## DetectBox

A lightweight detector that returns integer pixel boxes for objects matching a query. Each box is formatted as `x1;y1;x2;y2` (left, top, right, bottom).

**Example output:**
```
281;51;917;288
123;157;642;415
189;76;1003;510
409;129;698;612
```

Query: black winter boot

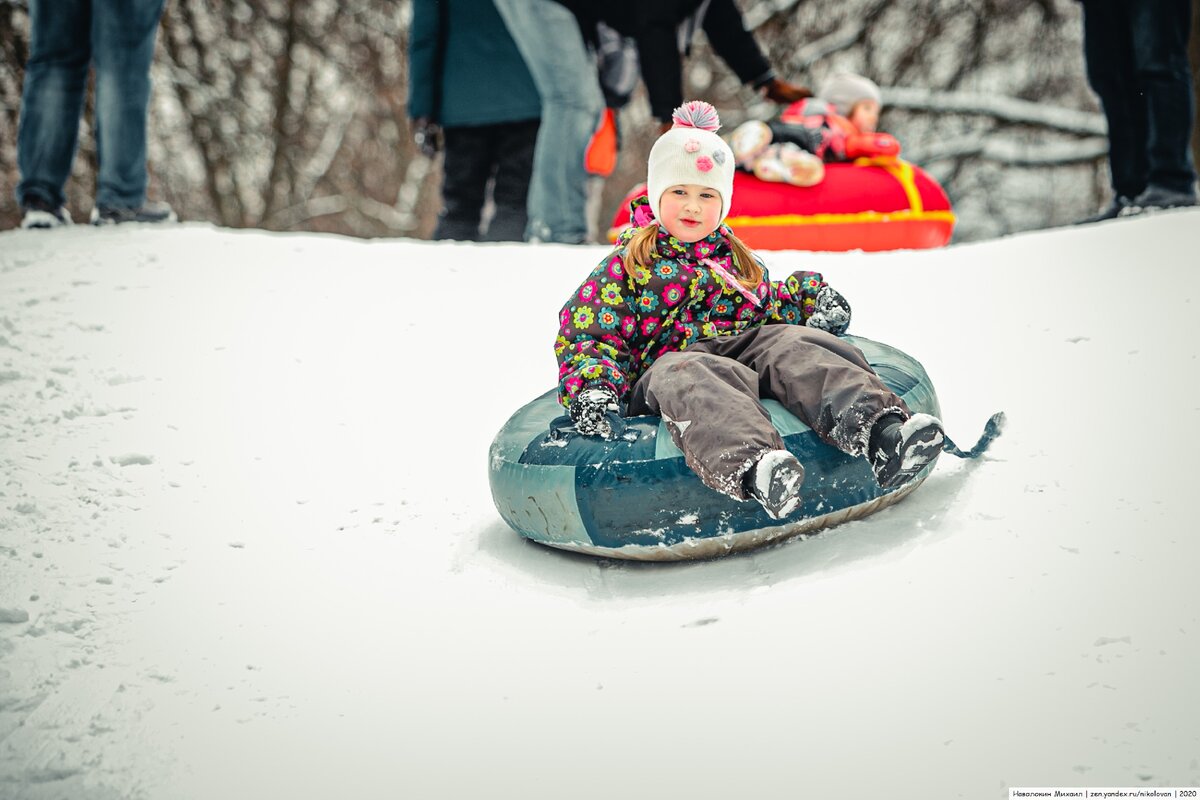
1121;184;1198;216
19;195;73;229
747;449;805;520
90;200;177;225
1075;195;1133;224
869;413;945;488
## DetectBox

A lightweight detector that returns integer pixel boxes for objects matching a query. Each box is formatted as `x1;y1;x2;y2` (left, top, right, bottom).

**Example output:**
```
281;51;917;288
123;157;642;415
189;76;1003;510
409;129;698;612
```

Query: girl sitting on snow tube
555;100;944;522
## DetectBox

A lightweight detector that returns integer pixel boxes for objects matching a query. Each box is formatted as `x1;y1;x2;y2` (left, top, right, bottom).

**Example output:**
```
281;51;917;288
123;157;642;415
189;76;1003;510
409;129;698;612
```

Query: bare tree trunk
261;0;300;224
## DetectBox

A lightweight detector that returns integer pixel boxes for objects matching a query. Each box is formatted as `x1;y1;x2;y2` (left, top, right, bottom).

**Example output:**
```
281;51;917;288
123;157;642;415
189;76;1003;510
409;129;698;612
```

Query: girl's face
848;99;881;133
658;184;723;243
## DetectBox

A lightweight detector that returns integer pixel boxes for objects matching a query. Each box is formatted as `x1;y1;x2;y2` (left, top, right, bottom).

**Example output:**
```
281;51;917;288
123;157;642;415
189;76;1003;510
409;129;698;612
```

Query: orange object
608;159;955;252
845;132;901;159
585;107;619;177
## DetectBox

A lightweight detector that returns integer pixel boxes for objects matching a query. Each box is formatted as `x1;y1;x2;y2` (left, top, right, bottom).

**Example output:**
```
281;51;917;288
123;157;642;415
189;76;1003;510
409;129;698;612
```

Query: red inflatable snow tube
609;158;955;252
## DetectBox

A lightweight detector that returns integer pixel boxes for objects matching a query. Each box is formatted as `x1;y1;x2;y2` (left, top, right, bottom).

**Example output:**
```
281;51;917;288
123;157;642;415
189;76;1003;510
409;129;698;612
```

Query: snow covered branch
907;135;1107;168
884;86;1106;137
742;0;804;30
786;21;870;70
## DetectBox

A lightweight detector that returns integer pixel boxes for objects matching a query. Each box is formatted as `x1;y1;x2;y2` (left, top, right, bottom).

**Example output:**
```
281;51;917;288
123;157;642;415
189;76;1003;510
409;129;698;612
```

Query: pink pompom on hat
646;100;737;224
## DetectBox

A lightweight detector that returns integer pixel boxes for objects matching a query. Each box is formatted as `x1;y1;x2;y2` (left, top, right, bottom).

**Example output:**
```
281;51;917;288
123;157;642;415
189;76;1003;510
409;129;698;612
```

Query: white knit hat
647;101;736;223
817;72;883;117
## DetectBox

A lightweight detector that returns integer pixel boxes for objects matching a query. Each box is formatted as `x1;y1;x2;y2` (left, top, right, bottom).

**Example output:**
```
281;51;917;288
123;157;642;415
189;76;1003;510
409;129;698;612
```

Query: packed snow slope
1;211;1198;800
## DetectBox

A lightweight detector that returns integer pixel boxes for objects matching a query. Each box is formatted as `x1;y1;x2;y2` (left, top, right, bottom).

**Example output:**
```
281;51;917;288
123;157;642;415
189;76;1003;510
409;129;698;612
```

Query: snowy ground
1;212;1198;799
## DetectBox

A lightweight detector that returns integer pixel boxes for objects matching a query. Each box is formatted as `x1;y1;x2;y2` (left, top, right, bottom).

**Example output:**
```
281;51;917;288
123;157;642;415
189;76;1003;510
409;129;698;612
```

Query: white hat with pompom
647;100;736;223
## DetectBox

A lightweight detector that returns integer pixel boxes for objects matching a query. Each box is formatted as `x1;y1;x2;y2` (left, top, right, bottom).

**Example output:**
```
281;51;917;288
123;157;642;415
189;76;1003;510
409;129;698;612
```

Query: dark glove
569;387;625;440
762;77;813;105
412;117;443;158
770;121;825;155
806;285;852;335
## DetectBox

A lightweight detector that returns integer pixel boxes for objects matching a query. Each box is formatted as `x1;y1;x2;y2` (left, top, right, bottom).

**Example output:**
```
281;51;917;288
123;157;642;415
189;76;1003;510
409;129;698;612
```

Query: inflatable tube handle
942;412;1006;460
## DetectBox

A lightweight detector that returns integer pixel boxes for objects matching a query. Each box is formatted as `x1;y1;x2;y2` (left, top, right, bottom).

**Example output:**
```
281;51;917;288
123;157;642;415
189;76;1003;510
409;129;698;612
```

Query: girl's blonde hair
625;224;763;289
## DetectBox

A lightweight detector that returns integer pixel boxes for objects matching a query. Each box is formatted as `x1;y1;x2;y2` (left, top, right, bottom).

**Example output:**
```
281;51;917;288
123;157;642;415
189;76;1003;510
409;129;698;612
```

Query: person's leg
717;325;943;488
90;0;166;209
1128;0;1197;197
704;325;909;457
700;0;773;88
493;0;603;243
15;0;92;210
434;126;491;241
483;118;539;242
1081;0;1147;201
627;348;784;500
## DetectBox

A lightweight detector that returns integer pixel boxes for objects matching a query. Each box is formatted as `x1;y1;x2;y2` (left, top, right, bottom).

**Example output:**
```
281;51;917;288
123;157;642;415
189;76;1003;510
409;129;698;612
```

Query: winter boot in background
1120;184;1198;216
729;120;773;167
775;143;825;186
91;200;178;225
19;195;73;229
869;413;945;489
747;449;805;520
1076;195;1132;224
750;143;825;187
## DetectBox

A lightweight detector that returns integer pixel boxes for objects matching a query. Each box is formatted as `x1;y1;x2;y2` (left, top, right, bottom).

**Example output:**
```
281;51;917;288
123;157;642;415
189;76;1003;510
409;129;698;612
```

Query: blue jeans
16;0;166;210
493;0;603;243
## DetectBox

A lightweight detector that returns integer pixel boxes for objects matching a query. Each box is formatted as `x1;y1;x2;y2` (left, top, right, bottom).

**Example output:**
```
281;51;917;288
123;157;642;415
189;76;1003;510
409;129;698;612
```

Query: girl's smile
658;184;723;243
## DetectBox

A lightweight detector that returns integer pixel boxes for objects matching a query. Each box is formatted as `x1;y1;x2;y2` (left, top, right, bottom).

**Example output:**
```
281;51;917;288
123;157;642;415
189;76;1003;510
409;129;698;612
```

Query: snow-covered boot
747;449;805;520
729;120;773;167
777;143;825;187
19;196;73;229
869;413;944;488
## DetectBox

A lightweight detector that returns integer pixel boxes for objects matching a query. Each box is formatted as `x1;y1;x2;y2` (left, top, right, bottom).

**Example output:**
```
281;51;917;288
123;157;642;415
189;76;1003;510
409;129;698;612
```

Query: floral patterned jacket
555;197;838;409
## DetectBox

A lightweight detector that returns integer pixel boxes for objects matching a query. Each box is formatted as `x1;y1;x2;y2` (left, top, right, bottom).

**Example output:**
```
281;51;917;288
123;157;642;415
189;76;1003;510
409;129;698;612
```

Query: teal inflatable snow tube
488;335;941;561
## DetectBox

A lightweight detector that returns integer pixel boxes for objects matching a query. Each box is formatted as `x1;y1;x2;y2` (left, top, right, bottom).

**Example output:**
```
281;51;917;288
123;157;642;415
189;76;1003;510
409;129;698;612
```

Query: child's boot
747;449;805;520
752;154;791;183
777;143;825;187
869;413;945;488
730;120;773;166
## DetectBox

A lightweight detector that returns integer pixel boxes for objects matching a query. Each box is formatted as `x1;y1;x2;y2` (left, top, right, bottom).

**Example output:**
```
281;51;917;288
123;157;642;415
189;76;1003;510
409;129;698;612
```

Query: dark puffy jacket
408;0;541;126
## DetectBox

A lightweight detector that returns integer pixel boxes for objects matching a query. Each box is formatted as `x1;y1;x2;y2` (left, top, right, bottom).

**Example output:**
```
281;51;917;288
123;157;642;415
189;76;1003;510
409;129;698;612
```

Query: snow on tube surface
608;159;955;252
489;335;941;561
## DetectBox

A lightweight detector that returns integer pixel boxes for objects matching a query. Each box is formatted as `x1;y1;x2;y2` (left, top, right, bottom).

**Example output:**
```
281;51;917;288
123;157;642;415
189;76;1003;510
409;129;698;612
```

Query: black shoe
870;413;944;489
1075;195;1132;225
19;196;73;229
1120;184;1198;217
90;200;178;225
747;449;805;520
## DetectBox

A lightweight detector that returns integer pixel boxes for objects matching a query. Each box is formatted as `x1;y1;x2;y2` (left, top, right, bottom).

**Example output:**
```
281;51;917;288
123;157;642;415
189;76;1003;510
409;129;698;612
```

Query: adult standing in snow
14;0;176;229
409;0;541;242
492;0;605;244
1077;0;1198;222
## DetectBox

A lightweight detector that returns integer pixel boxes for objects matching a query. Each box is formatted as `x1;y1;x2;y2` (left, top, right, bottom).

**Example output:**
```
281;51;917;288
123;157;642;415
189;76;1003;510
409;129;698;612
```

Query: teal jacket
408;0;542;127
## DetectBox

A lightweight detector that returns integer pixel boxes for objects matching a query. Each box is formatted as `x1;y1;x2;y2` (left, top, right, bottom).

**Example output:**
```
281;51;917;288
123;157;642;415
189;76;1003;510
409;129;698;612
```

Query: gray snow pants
626;325;908;500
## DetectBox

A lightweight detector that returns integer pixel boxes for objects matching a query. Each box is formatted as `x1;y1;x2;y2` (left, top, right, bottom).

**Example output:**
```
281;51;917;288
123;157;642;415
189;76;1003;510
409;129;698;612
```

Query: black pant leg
1129;0;1197;192
1082;0;1148;199
699;0;772;86
435;125;492;241
483;118;539;242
